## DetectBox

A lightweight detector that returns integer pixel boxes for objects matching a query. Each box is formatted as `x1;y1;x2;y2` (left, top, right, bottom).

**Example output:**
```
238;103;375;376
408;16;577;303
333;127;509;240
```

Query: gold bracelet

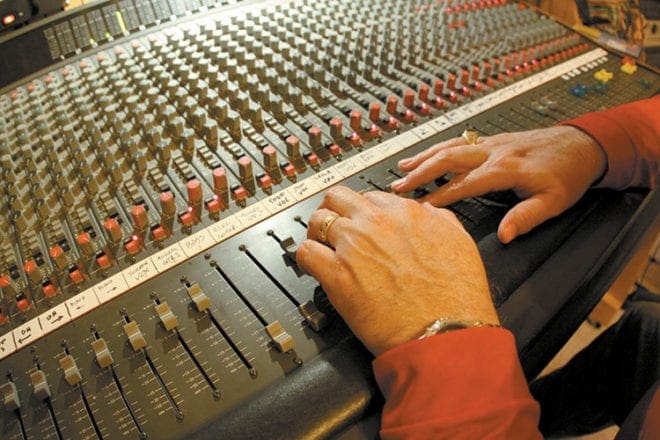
418;318;502;339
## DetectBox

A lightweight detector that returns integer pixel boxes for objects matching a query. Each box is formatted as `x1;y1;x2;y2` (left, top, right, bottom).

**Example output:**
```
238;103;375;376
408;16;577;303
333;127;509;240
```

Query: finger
497;195;564;244
419;167;513;207
307;208;350;246
391;146;488;193
296;239;341;286
319;186;373;218
361;190;406;210
397;137;468;171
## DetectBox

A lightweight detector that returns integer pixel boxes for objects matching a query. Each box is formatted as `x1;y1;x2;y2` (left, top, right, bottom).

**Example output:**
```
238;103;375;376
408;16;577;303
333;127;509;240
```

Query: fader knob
0;382;20;411
103;218;123;243
186;179;203;219
369;102;381;122
155;302;179;331
123;321;147;351
386;96;398;114
49;245;68;271
30;370;51;401
0;275;18;296
23;260;43;284
131;205;150;230
329;118;343;140
349;110;362;132
76;232;95;257
59;355;82;386
186;283;210;312
91;338;114;368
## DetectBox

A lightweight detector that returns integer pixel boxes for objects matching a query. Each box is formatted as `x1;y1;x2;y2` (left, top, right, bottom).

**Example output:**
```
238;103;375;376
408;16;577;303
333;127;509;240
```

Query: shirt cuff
373;327;540;438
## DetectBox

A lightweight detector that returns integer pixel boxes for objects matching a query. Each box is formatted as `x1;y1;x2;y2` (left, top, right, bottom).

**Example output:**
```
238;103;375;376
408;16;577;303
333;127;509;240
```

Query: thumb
498;195;563;244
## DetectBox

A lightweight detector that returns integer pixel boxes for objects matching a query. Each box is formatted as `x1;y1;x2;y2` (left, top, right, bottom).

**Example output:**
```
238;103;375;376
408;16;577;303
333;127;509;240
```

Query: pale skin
296;126;607;356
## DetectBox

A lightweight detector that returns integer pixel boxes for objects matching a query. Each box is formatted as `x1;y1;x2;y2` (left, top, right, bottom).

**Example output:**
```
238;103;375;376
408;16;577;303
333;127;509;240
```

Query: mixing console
0;0;658;438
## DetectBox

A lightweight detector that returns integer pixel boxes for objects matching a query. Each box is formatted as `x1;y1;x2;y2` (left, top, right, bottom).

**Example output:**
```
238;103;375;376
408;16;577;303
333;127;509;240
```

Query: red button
327;144;341;156
16;298;31;313
49;245;64;259
349;132;362;146
258;175;273;189
69;269;85;284
0;313;9;325
77;232;91;246
0;274;11;288
96;254;113;269
282;163;296;177
232;186;248;201
24;260;37;274
403;109;416;122
205;197;224;213
180;211;197;227
306;153;320;167
386;116;399;129
152;225;169;240
417;103;431;115
43;283;57;297
124;237;142;255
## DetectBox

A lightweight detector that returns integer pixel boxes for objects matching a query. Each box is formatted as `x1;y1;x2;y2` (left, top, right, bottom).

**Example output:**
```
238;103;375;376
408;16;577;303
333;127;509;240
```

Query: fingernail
398;158;413;167
391;178;405;189
500;223;517;244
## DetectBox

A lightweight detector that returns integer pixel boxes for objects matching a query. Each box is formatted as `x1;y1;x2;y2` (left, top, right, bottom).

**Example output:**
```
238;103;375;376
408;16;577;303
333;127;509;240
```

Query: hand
296;186;498;356
390;126;607;243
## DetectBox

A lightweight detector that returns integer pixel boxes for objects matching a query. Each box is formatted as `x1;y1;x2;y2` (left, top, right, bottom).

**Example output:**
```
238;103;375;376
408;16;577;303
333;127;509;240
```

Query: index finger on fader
318;186;374;219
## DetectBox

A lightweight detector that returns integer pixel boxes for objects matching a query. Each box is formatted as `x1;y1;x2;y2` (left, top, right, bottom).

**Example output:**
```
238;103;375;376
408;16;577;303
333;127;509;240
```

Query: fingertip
498;221;517;244
390;178;406;191
295;239;337;282
397;157;413;169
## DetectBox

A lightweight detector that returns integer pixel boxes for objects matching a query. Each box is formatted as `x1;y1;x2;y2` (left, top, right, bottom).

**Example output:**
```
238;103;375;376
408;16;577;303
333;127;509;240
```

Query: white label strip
0;48;607;359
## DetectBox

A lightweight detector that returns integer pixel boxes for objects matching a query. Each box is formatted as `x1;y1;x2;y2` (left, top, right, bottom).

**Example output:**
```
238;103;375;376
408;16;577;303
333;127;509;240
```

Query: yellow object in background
621;63;638;74
594;69;614;83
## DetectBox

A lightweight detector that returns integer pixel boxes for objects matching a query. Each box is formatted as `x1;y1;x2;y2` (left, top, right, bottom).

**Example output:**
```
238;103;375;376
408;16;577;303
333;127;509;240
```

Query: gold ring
319;215;339;244
461;129;479;145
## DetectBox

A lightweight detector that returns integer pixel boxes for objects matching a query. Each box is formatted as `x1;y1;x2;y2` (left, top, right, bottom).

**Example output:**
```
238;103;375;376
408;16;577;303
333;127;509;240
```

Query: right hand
390;126;607;243
296;187;498;356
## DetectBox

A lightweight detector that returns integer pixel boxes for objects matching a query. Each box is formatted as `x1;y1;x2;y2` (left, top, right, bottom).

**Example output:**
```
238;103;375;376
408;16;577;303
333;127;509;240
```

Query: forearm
560;95;660;190
374;328;542;439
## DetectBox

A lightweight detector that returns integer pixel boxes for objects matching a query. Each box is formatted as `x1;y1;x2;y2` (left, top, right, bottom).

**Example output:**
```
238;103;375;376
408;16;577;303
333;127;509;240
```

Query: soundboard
0;0;658;438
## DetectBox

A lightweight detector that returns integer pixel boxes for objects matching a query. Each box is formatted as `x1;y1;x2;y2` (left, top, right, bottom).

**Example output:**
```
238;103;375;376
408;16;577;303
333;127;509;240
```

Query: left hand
296;186;499;356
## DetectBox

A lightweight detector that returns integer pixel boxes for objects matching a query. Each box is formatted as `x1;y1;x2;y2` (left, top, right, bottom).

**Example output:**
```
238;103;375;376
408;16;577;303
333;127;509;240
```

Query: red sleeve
373;327;541;439
560;95;660;190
